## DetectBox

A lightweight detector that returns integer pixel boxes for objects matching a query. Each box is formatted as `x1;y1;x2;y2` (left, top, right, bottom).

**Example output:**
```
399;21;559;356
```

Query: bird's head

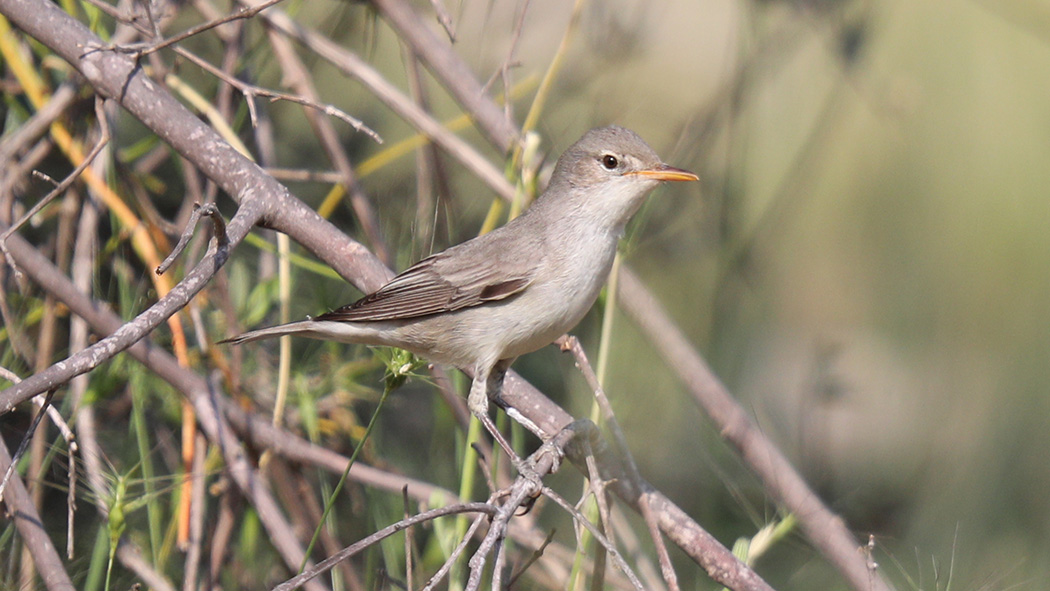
543;125;698;231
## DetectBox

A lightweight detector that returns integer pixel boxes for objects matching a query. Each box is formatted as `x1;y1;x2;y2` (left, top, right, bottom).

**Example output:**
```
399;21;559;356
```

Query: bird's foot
468;403;548;493
526;437;565;476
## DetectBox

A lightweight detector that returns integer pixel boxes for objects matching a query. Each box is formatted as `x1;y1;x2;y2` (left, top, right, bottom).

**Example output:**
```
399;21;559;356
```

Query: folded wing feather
317;252;534;323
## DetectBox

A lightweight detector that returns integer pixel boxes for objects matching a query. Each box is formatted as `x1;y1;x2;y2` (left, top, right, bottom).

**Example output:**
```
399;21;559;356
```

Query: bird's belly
492;242;615;359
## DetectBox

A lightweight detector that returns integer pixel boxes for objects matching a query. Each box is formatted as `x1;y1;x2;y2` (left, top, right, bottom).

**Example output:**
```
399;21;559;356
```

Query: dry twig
0;97;110;278
273;502;498;591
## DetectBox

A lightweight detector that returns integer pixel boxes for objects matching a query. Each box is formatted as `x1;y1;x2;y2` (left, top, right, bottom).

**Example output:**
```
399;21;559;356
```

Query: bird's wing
316;244;536;323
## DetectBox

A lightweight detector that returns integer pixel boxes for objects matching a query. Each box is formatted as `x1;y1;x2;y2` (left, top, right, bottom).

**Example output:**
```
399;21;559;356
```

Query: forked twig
136;0;287;58
156;203;228;275
462;423;591;591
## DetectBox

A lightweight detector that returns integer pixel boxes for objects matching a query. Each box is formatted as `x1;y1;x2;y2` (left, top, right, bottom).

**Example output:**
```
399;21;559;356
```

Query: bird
221;125;697;453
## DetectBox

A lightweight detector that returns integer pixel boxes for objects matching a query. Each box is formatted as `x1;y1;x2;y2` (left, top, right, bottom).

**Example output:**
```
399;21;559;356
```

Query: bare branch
617;269;890;591
182;432;208;591
402;487;414;591
558;335;678;591
136;0;288;57
156;202;228;275
0;438;76;591
0;83;78;167
263;26;390;264
366;0;517;152
541;485;645;591
0;199;242;413
421;512;489;591
242;1;516;202
272;502;498;591
0;389;54;503
427;0;456;41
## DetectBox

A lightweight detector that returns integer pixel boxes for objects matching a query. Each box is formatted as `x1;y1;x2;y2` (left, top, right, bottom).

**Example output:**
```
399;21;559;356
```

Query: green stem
299;372;398;572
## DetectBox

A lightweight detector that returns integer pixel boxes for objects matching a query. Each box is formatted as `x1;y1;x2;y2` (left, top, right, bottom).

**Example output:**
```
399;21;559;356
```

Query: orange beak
627;164;699;182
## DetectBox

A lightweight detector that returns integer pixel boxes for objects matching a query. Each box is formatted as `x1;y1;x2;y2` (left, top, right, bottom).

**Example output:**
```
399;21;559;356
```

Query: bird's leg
468;356;550;491
467;361;517;462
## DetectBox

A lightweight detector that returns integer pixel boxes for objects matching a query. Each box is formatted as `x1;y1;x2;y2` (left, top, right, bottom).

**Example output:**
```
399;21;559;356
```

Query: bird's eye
601;154;619;170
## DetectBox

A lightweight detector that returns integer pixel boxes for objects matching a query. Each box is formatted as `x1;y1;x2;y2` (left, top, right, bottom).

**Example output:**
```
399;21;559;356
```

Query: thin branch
494;371;777;591
0;83;78;167
481;0;529;125
617;269;888;591
402;487;414;591
272;502;498;591
508;529;556;588
558;335;678;591
172;45;382;143
263;25;390;263
426;0;456;41
0;389;54;503
280;461;363;591
182;432;208;591
66;437;75;559
639;496;678;591
156;202;228;275
0;200;243;413
366;0;517;152
400;44;444;258
542;486;645;591
0;97;110;278
463;425;575;591
242;0;516;202
135;0;288;58
583;443;614;591
0;139;52;236
420;512;489;591
0;438;77;591
114;542;177;591
0;368;77;457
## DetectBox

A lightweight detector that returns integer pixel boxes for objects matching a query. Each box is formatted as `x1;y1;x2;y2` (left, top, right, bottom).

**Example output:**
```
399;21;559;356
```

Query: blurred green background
536;0;1050;588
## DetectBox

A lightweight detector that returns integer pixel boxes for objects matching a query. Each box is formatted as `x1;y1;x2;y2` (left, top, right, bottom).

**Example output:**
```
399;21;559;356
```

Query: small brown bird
223;126;697;445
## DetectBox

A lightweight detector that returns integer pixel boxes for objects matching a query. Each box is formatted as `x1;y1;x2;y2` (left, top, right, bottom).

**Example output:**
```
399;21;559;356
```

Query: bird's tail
217;320;317;345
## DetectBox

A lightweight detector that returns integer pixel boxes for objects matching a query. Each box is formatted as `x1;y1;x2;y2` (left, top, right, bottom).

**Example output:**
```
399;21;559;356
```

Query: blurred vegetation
2;0;1050;589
